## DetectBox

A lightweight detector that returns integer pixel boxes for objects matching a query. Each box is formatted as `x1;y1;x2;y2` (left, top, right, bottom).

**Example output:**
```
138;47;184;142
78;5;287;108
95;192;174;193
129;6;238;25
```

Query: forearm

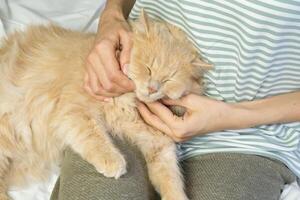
96;0;135;38
227;91;300;129
102;0;136;20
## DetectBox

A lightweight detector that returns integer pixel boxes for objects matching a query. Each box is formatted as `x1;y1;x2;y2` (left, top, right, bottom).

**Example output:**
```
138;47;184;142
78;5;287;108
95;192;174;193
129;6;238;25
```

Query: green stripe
130;0;300;178
183;0;300;23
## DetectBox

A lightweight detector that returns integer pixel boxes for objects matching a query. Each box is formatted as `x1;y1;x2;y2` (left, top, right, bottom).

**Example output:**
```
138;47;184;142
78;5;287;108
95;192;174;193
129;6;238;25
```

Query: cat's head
128;10;212;102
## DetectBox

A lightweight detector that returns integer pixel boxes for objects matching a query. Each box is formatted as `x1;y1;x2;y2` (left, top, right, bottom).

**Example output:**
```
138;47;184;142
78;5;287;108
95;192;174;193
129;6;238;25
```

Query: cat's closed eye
162;79;170;83
146;66;151;75
145;58;156;75
161;69;177;84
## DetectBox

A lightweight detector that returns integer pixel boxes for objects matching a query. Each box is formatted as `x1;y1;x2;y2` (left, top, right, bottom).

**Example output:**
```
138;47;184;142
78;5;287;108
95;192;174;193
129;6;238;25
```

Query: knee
182;154;290;200
57;142;155;200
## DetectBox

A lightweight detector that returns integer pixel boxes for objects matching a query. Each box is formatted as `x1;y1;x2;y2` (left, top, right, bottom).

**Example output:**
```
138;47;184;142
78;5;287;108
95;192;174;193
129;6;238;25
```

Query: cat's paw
92;150;127;179
162;197;189;200
162;193;189;200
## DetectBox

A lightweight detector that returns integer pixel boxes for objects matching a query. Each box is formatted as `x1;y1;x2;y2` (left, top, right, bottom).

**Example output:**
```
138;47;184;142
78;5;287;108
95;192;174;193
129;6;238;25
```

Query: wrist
102;0;135;21
229;100;272;129
97;4;127;39
99;6;126;26
200;100;238;133
215;102;243;131
206;101;254;132
227;103;256;129
101;6;126;22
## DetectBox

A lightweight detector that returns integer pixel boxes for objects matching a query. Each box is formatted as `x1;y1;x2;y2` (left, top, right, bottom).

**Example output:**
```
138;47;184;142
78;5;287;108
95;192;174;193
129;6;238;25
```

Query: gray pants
51;139;295;200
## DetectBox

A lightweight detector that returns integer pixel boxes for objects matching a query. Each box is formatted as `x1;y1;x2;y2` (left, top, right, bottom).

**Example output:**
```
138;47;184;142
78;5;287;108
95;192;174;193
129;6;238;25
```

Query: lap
182;153;296;200
51;138;157;200
51;139;296;200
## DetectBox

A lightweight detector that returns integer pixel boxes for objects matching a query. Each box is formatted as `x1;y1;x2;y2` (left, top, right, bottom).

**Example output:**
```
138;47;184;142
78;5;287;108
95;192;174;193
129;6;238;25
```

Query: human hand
137;94;234;142
84;10;135;101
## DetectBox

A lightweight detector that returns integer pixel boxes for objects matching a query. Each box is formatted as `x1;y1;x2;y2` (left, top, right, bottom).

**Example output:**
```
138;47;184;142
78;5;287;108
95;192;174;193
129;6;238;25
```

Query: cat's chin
137;96;158;103
136;93;163;103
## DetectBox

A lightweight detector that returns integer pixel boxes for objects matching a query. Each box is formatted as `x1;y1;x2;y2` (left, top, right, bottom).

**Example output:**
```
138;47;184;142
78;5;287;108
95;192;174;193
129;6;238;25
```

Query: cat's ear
191;56;213;78
192;57;213;70
164;24;186;41
136;9;150;36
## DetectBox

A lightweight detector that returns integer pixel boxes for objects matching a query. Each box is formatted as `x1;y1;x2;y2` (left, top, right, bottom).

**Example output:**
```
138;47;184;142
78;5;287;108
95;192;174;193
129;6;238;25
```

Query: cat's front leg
122;121;189;200
53;112;126;179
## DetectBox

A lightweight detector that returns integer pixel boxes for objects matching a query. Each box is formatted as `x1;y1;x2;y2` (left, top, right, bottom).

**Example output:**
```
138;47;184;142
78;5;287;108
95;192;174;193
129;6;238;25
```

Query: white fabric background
0;1;105;200
0;0;299;200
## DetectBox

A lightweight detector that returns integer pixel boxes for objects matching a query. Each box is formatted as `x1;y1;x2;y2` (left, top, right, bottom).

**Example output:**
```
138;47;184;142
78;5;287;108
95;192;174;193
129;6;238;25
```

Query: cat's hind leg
0;115;12;200
0;156;10;200
53;110;126;179
122;122;188;200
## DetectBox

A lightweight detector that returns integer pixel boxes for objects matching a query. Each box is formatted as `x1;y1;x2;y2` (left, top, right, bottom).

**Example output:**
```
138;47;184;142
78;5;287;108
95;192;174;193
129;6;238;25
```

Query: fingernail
103;98;113;103
122;64;129;75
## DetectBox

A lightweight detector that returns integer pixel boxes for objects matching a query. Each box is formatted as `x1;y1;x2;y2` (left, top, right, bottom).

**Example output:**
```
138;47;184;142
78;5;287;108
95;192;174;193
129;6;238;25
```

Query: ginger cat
0;10;210;200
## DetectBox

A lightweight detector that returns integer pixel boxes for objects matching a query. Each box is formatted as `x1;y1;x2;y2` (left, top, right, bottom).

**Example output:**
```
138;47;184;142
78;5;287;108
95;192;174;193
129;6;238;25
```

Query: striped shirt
129;0;300;178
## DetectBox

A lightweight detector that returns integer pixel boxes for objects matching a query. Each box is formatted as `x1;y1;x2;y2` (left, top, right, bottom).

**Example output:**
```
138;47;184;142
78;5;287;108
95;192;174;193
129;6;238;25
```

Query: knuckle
95;45;104;53
84;85;94;96
173;128;186;139
93;86;101;94
174;132;183;140
95;39;111;52
83;84;90;92
174;138;184;143
121;30;133;39
127;34;134;43
95;87;108;96
102;83;114;92
126;31;133;38
87;53;96;63
107;73;118;82
173;135;185;142
83;80;89;88
182;96;192;105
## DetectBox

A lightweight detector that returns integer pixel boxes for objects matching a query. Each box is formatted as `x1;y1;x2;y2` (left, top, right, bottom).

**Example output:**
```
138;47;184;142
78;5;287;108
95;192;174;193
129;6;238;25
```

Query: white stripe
131;0;300;178
183;0;300;26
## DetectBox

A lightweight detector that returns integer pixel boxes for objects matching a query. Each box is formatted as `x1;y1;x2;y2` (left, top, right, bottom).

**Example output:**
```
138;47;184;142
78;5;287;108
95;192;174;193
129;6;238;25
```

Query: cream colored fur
0;10;210;200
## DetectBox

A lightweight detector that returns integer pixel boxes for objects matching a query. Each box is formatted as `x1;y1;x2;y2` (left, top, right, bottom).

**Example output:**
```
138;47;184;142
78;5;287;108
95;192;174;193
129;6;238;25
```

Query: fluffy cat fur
0;10;211;200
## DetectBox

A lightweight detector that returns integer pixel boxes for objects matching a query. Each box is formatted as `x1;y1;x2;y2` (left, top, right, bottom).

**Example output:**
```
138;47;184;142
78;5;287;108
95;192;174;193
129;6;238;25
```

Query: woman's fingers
86;65;101;94
96;39;134;91
87;50;126;95
137;102;191;142
162;94;199;109
143;101;190;137
84;16;135;100
119;29;133;68
84;69;119;99
137;102;173;134
83;75;106;101
144;101;179;126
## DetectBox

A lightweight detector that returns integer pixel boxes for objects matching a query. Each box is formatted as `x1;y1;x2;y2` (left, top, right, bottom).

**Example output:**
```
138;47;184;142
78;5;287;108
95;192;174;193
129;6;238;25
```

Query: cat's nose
148;86;158;94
